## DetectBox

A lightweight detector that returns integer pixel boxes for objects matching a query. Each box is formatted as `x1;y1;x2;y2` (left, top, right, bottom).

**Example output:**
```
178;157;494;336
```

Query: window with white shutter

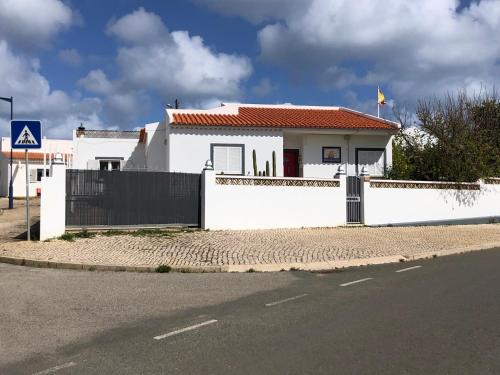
356;149;386;177
211;144;244;175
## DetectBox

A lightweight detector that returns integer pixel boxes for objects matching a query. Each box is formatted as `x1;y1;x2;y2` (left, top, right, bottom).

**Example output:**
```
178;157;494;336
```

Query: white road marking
265;293;308;307
340;277;372;287
154;319;218;340
396;265;422;273
33;362;76;375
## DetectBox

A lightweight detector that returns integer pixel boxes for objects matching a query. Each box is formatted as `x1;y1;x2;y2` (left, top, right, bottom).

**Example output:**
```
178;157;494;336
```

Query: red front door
283;150;299;177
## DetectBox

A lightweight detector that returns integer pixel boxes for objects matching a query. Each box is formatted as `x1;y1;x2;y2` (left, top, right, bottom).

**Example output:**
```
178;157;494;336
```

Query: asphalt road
1;248;500;374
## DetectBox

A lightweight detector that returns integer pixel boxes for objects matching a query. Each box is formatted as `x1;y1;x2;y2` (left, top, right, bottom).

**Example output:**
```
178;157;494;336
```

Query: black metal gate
346;176;362;224
66;170;201;227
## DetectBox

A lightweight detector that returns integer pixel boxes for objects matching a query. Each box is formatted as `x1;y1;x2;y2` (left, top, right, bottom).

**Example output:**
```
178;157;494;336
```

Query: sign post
11;120;42;241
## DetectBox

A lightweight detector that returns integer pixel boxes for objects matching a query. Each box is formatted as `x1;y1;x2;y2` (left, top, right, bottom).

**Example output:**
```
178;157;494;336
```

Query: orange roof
172;106;398;131
2;151;55;161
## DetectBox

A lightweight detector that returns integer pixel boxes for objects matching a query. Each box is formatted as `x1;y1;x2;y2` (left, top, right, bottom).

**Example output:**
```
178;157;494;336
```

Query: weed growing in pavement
155;264;172;273
58;233;75;242
289;267;300;271
58;230;96;241
131;229;176;238
74;230;96;239
95;228;195;238
247;268;256;273
100;230;128;236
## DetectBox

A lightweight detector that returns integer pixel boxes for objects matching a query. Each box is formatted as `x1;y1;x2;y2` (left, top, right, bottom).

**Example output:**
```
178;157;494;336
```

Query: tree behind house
389;91;500;182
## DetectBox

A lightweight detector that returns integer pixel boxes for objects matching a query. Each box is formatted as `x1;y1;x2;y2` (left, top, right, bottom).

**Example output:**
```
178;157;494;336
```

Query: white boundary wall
363;178;500;226
202;169;346;230
40;158;66;241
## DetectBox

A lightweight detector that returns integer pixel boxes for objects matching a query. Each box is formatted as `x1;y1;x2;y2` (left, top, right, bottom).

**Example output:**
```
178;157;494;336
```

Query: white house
72;127;147;171
0;137;73;197
67;103;399;178
161;103;400;178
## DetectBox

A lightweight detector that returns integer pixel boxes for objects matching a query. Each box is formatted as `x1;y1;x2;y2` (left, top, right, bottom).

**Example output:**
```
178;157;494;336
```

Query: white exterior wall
145;122;167;171
40;160;66;241
72;132;146;170
301;134;346;179
363;179;500;226
168;126;283;175
297;133;393;178
11;162;42;197
0;160;48;197
202;170;346;230
0;156;8;196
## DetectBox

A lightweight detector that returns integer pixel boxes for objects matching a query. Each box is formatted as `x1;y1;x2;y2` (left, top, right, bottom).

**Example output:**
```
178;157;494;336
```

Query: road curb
0;244;498;273
0;256;227;273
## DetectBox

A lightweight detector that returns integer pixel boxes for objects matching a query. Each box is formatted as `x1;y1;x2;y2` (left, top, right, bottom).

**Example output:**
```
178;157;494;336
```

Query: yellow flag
377;87;385;105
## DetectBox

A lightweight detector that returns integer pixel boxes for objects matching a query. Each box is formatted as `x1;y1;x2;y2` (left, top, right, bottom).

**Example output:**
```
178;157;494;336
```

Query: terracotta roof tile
171;106;398;130
2;151;47;160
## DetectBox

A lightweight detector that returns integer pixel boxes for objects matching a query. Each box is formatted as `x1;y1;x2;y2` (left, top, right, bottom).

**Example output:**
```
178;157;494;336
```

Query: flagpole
377;86;380;118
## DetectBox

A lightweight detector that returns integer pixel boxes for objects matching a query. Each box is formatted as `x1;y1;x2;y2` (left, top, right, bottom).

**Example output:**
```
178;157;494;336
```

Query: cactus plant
272;151;276;177
252;150;258;176
266;161;270;177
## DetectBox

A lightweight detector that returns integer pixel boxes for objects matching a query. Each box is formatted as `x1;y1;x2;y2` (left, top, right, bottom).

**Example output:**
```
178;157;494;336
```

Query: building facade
0;137;73;197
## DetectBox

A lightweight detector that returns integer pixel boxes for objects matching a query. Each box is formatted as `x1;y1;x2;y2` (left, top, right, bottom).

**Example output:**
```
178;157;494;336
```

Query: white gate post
201;160;215;230
360;166;370;225
40;153;66;240
337;165;347;224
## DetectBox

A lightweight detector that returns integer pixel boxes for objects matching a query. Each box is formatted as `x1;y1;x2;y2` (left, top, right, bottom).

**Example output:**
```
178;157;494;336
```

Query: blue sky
1;0;498;138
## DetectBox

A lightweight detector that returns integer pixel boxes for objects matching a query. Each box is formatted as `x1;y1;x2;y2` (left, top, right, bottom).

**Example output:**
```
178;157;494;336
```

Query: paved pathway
0;197;39;242
1;223;499;269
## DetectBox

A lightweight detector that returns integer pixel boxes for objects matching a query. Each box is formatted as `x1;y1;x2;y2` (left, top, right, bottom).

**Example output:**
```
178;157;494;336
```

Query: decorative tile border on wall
216;176;340;187
370;180;480;190
484;178;500;185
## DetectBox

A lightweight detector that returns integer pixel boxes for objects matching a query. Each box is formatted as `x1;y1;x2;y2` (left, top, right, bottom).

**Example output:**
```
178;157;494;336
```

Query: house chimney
76;123;85;137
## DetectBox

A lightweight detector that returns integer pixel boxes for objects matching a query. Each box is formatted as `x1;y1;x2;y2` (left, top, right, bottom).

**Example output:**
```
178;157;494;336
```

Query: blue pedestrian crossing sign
11;120;42;149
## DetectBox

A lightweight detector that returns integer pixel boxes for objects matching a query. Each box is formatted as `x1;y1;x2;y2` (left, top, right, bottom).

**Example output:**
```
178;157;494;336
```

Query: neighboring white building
72;127;147;171
162;103;400;178
0;137;73;197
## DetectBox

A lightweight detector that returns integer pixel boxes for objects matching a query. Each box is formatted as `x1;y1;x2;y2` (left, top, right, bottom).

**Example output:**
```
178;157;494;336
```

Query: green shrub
155;264;172;273
252;149;258;176
272;151;276;177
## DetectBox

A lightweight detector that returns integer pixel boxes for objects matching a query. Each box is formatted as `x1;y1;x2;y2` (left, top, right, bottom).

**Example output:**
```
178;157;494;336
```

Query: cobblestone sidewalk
1;224;499;270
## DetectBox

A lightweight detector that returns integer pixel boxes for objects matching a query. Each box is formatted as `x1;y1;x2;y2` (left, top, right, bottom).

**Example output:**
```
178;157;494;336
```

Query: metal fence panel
66;170;201;227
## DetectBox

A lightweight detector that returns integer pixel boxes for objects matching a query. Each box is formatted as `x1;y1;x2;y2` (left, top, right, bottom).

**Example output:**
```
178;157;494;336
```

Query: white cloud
195;0;308;23
106;7;168;44
78;70;113;94
80;7;252;118
58;48;83;66
251;78;275;96
0;41;103;138
202;0;500;105
0;0;73;48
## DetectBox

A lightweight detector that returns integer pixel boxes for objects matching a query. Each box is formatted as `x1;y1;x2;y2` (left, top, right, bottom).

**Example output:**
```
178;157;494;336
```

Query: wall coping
215;175;341;187
484;177;500;184
369;179;480;190
215;174;340;182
